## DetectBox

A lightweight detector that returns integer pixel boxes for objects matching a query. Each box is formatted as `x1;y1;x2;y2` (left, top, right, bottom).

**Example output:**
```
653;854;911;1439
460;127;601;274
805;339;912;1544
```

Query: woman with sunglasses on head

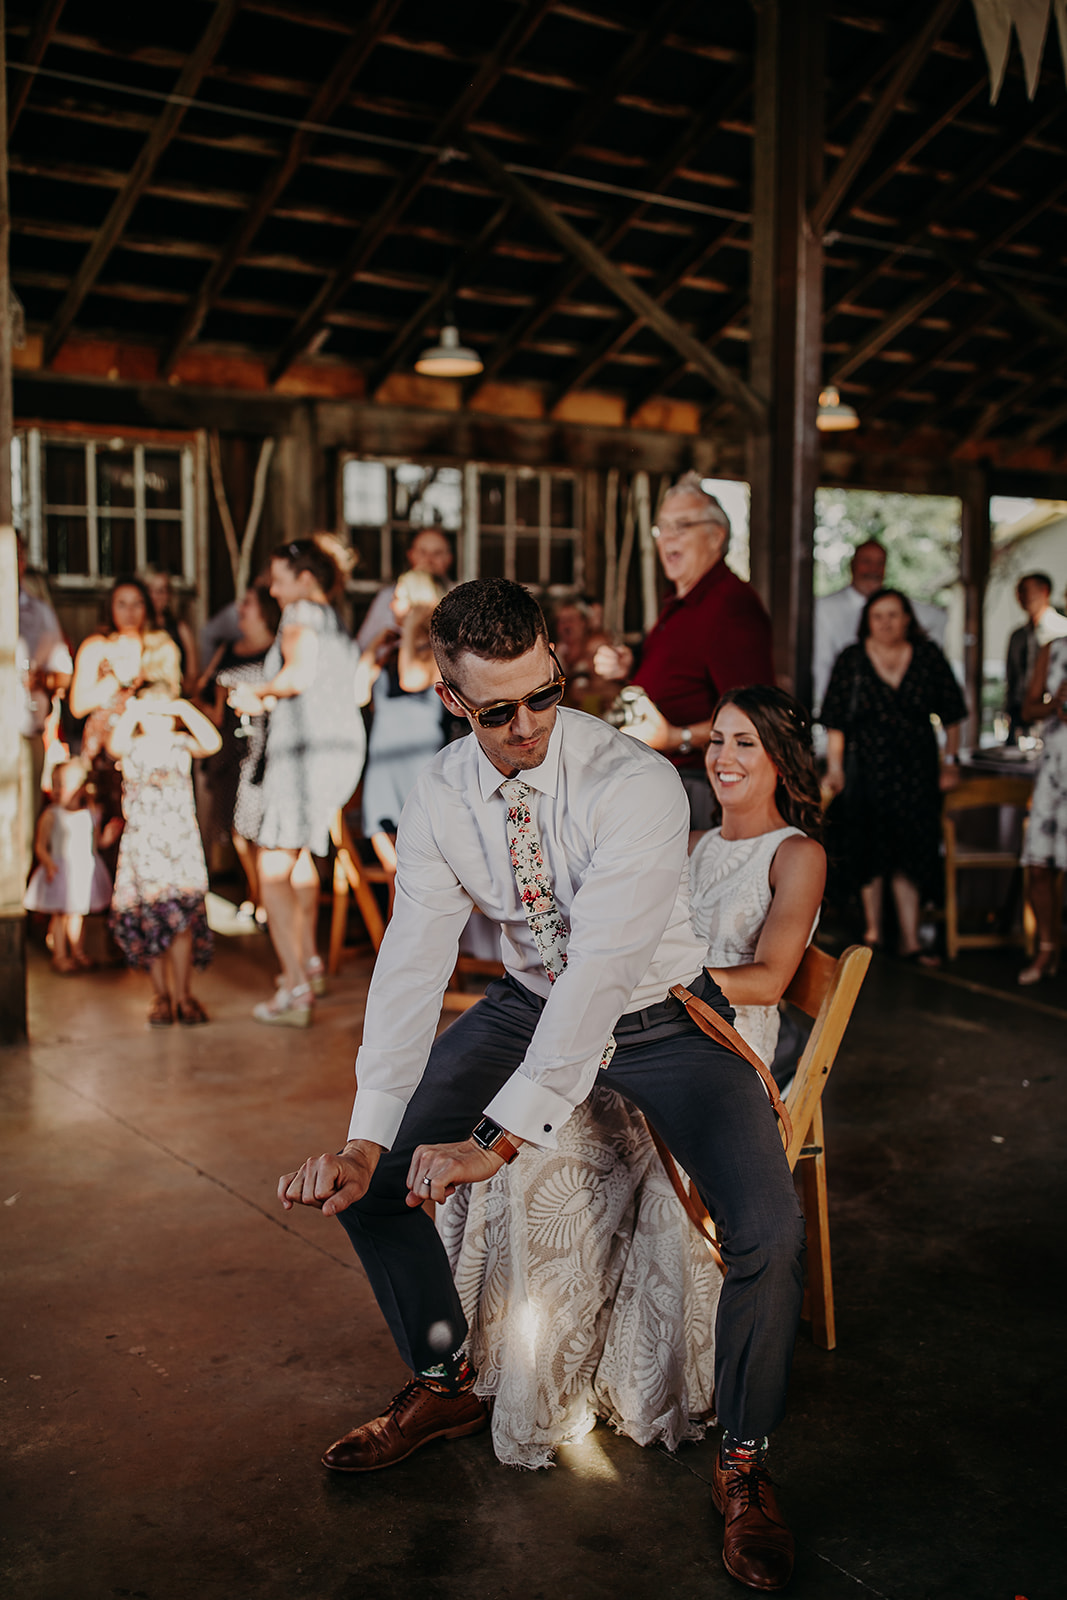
228;538;365;1026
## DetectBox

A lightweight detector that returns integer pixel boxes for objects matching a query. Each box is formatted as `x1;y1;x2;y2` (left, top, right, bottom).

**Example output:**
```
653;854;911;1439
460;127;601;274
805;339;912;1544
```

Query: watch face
472;1117;504;1150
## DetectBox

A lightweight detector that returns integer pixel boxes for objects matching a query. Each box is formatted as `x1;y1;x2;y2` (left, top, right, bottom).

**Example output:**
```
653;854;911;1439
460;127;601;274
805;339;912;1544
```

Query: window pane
343;460;388;526
143;451;183;511
479;533;505;578
411;465;462;530
349;524;383;582
11;438;23;530
97;450;136;509
479;472;506;527
515;535;539;584
44;444;86;507
146;519;183;574
550;538;576;587
98;515;136;577
550;476;575;528
515;476;540;529
46;514;89;575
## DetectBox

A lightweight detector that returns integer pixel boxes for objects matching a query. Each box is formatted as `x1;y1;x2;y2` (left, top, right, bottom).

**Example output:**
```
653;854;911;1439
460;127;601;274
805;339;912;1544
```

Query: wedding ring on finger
423;1175;432;1187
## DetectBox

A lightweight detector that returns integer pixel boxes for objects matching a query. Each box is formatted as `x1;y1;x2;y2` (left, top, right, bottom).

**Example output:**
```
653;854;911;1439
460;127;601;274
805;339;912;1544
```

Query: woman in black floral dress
822;588;966;962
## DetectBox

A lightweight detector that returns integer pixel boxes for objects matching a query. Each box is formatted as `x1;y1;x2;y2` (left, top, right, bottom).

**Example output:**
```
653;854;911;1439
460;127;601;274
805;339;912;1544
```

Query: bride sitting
437;684;826;1468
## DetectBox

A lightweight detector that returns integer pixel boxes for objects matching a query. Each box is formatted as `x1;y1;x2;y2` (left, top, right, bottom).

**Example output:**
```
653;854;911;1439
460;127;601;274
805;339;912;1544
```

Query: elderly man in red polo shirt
595;473;774;828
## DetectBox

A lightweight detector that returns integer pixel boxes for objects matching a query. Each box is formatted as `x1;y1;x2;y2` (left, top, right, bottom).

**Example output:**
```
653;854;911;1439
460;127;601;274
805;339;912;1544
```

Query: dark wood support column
0;0;28;1042
957;464;991;749
748;0;824;705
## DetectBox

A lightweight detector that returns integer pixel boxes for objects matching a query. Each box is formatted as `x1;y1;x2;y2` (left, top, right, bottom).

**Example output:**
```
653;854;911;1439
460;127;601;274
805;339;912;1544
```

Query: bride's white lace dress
437;825;803;1468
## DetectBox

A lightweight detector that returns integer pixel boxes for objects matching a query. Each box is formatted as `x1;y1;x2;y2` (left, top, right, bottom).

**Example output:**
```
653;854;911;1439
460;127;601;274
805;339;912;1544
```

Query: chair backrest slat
782;944;872;1171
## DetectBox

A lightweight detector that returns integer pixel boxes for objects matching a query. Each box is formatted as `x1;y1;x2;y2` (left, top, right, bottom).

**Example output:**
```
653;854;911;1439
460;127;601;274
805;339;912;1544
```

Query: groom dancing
280;578;804;1591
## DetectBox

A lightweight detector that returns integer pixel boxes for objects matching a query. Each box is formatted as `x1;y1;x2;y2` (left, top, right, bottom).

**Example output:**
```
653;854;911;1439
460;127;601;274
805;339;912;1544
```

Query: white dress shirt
813;584;947;713
347;709;707;1151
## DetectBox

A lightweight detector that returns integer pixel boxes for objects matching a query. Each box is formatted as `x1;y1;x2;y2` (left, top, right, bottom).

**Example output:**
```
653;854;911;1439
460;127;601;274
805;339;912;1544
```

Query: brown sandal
177;996;208;1027
148;994;173;1027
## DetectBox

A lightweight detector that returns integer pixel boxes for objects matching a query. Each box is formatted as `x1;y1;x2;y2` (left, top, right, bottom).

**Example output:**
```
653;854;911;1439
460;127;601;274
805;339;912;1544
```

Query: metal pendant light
816;386;860;432
415;316;483;377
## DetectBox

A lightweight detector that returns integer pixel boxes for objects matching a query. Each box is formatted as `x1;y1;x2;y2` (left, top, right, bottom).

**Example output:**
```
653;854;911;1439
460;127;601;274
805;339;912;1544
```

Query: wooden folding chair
941;775;1032;961
326;809;388;973
654;943;870;1351
781;942;872;1350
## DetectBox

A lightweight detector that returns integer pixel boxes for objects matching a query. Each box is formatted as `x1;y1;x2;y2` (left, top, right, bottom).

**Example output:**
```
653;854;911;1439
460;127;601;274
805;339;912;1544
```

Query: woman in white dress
1018;635;1067;984
438;686;826;1468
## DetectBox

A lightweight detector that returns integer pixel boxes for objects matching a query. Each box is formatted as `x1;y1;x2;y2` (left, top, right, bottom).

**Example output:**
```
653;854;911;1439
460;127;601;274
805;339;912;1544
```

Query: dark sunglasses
443;649;566;729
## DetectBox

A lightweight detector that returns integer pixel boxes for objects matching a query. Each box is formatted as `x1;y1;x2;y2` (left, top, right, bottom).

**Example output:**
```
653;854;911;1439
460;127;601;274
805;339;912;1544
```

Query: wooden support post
748;0;824;705
0;0;27;1042
957;465;991;751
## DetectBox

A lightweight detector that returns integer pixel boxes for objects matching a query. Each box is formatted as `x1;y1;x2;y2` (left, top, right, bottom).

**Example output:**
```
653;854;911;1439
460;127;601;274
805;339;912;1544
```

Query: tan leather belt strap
668;983;794;1150
646;1122;724;1271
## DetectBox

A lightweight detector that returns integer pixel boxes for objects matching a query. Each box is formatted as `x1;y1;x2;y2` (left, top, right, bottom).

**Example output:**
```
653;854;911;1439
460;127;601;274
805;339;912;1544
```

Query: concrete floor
2;913;1063;1600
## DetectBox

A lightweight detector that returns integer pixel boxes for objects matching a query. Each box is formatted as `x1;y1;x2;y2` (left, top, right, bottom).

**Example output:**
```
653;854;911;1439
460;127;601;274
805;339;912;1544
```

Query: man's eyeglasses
652;516;726;540
443;650;566;729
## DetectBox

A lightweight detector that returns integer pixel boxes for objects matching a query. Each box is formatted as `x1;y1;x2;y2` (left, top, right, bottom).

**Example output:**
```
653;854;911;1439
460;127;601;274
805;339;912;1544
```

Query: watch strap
471;1117;520;1164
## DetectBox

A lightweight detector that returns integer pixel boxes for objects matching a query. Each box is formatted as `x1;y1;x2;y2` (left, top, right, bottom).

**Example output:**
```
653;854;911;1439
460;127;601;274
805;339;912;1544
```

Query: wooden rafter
824;101;1063;323
858;302;996;421
904;332;1047;436
364;0;700;397
7;0;66;136
964;348;1067;444
810;0;961;235
546;224;743;408
267;0;556;386
41;0;240;367
159;0;404;377
624;287;750;422
465;65;753;397
928;239;1067;354
464;135;766;426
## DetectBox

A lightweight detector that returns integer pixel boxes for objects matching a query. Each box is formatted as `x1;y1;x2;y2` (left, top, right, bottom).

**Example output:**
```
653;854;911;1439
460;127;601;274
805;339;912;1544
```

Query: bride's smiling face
706;704;778;811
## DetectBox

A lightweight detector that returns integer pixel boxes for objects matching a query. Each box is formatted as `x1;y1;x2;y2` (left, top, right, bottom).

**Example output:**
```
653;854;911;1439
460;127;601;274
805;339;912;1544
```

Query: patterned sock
417;1351;476;1395
721;1433;769;1470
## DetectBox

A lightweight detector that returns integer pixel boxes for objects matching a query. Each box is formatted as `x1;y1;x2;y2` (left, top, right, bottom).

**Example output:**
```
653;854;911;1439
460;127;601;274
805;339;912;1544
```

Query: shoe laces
723;1460;778;1515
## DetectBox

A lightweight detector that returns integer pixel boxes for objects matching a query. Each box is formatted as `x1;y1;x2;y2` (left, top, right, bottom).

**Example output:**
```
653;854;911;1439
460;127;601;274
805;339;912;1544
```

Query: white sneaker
253;983;313;1027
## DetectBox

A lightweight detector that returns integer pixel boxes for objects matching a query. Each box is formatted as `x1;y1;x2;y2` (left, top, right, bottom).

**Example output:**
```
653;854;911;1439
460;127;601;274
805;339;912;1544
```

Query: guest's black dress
821;638;967;898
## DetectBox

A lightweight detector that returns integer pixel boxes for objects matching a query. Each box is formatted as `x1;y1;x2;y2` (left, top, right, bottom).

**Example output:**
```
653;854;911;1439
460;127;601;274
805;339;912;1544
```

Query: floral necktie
500;777;615;1067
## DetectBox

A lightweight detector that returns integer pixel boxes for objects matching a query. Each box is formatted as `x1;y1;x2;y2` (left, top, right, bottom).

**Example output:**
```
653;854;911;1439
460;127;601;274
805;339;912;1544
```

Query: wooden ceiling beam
267;0;556;385
811;0;961;235
543;223;742;407
464;135;766;426
41;0;241;367
859;303;996;421
363;0;696;397
964;349;1067;444
7;0;66;136
463;60;752;398
159;0;403;377
622;289;750;421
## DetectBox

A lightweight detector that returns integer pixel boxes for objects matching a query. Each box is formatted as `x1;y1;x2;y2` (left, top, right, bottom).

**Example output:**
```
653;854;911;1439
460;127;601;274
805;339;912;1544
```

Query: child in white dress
24;760;117;972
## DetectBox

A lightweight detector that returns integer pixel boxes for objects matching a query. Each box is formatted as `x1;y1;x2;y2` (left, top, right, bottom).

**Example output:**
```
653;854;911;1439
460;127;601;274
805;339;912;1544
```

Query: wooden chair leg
797;1102;836;1351
328;812;387;963
943;826;959;961
328;850;349;977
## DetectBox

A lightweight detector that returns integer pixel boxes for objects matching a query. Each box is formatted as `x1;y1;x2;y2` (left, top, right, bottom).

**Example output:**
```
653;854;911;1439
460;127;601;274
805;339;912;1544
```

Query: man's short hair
1017;571;1052;596
429;578;548;674
660;470;731;542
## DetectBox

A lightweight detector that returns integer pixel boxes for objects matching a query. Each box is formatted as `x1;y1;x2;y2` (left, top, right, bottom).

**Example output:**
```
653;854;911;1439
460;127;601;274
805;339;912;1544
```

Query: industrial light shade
816;386;860;431
414;322;483;377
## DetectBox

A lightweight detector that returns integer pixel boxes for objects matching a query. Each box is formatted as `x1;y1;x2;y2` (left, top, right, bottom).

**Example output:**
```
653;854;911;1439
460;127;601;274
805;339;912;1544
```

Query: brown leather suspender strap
668;983;794;1148
646;984;794;1267
646;1122;725;1270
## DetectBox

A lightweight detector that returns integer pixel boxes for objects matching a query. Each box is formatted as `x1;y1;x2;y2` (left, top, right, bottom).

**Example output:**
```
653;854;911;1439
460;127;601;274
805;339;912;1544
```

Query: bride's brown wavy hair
710;685;824;841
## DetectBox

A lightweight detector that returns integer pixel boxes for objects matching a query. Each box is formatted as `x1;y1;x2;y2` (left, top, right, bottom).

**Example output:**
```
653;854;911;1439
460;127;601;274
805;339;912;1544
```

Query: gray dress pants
336;970;805;1441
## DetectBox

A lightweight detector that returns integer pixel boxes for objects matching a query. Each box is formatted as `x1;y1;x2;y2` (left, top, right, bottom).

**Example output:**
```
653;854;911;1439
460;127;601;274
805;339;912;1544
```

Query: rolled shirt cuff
484;1072;578;1150
346;1088;408;1150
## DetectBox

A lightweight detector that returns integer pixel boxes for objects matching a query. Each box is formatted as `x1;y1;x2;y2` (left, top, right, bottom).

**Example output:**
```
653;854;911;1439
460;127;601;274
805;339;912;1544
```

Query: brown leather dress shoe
712;1452;795;1591
321;1378;488;1472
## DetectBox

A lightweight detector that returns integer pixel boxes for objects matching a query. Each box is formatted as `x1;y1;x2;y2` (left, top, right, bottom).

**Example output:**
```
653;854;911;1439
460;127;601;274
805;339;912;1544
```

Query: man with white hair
596;473;774;827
